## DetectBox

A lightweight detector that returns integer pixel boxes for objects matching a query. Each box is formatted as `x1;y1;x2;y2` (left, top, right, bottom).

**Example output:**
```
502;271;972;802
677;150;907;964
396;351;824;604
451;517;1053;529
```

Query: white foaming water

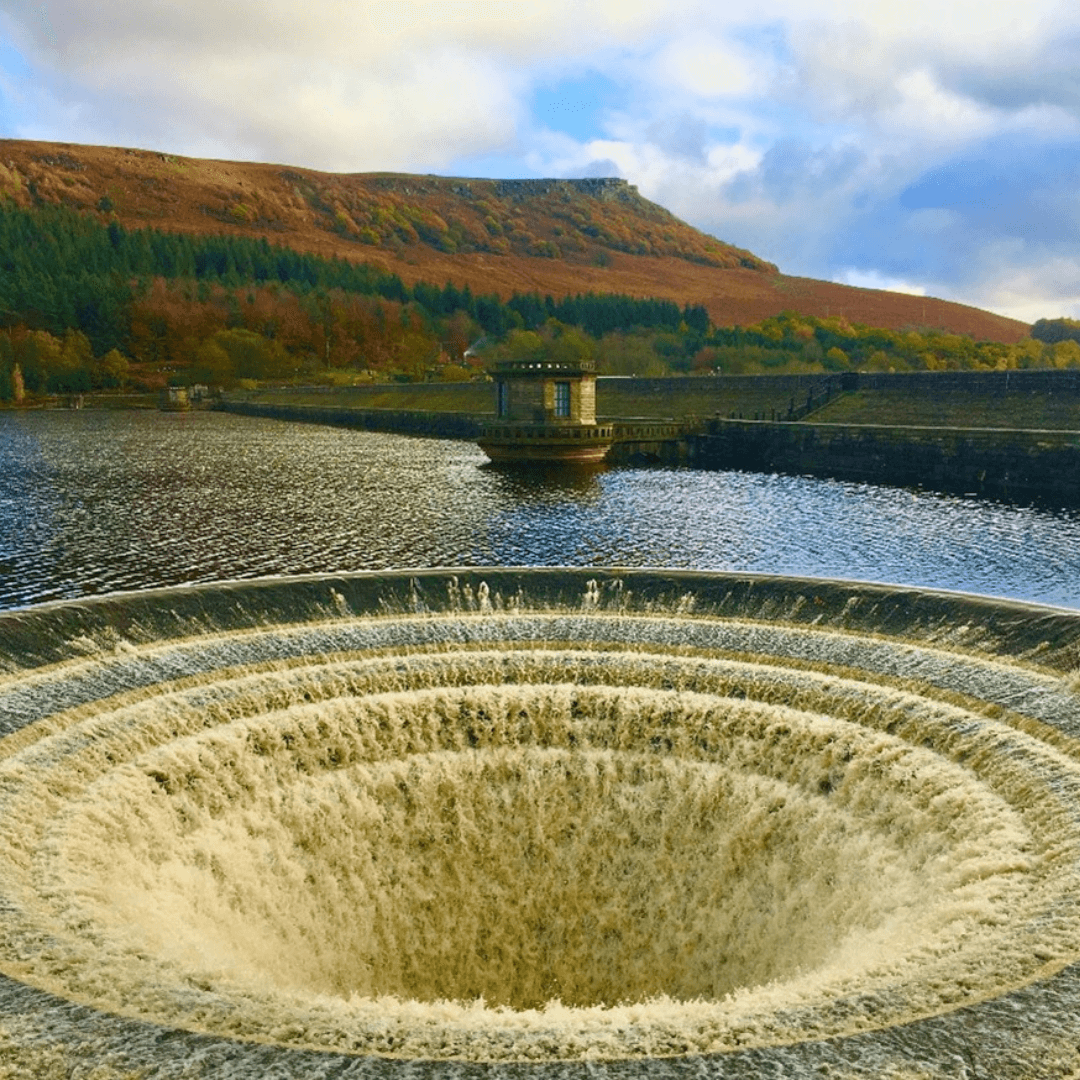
1;571;1080;1078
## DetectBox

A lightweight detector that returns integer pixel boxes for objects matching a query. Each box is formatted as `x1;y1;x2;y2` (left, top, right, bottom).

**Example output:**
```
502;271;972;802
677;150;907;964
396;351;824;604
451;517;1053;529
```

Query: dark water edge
2;408;1080;612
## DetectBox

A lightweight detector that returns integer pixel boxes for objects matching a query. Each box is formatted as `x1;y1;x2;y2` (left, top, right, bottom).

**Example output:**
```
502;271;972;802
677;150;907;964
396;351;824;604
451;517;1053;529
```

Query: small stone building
478;358;614;463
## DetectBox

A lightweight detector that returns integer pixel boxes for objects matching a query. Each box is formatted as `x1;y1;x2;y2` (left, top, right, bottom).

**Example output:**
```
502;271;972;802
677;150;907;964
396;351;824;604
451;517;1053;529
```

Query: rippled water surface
2;408;1079;610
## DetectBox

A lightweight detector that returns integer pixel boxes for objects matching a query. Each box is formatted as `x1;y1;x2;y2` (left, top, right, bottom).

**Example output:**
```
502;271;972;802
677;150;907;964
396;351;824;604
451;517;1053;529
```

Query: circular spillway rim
1;568;1079;1080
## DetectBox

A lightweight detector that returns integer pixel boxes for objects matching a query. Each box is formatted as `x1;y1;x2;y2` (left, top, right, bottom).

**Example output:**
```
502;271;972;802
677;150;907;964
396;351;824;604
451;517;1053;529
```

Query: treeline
504;292;708;336
696;312;1080;374
512;312;1080;379
0;327;128;397
1031;318;1080;346
0;202;1072;401
0;203;710;395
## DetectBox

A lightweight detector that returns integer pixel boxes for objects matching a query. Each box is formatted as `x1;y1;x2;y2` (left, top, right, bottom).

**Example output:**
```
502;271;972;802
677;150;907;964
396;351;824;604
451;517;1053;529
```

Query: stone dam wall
693;419;1080;503
226;369;1080;424
686;370;1080;503
218;400;484;439
219;369;1080;504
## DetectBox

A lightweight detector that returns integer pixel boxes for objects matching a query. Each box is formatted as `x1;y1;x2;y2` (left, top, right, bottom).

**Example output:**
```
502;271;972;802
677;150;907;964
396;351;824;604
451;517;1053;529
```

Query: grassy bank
812;388;1080;430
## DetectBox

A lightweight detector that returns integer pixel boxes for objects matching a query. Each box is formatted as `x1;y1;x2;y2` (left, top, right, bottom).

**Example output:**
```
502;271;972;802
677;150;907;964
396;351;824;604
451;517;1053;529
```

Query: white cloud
948;247;1080;323
0;0;694;170
836;270;926;296
653;35;761;99
882;69;999;147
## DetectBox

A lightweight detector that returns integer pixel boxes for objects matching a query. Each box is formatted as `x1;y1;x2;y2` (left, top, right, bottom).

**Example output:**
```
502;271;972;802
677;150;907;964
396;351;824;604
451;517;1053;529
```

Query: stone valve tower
477;358;614;463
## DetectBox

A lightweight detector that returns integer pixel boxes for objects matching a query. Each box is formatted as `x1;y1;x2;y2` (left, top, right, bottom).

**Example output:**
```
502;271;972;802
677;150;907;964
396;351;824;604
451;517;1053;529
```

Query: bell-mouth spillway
2;567;1080;1079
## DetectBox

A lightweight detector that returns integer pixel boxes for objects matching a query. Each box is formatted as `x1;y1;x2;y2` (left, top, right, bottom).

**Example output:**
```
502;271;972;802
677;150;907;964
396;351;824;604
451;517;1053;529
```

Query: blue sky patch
0;41;34;135
730;20;792;66
443;150;544;181
899;139;1080;243
531;70;625;142
0;40;32;80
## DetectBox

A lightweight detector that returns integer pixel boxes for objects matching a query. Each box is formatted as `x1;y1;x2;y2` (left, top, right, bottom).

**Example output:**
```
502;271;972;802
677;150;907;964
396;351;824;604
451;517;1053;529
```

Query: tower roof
489;359;597;378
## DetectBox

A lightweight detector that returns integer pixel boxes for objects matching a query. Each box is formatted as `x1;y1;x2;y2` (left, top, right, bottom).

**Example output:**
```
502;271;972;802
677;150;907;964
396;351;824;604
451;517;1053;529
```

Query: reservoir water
2;408;1079;610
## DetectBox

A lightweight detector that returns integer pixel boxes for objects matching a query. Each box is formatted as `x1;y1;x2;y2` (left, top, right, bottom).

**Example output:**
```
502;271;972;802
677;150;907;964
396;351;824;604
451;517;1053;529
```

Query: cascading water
2;567;1080;1078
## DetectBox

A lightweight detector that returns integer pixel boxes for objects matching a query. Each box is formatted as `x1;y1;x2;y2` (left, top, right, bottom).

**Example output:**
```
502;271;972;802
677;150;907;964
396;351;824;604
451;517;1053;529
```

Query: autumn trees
700;312;1080;375
0;200;1074;405
1032;318;1080;346
0;327;129;396
0;202;719;396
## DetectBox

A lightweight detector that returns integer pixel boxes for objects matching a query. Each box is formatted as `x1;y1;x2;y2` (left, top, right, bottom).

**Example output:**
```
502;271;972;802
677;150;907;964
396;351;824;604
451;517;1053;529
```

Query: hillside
0;139;1029;344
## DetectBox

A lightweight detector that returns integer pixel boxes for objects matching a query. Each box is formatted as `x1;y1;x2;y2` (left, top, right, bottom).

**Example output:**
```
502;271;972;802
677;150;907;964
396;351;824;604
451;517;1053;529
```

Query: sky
1;1;1079;324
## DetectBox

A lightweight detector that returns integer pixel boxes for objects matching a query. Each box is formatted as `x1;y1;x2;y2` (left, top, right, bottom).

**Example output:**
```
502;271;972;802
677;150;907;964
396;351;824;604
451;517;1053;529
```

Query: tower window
554;381;571;418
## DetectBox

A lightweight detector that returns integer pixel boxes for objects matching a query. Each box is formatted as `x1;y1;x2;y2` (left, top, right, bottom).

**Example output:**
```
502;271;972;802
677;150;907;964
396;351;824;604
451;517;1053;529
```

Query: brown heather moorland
0;139;1029;343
